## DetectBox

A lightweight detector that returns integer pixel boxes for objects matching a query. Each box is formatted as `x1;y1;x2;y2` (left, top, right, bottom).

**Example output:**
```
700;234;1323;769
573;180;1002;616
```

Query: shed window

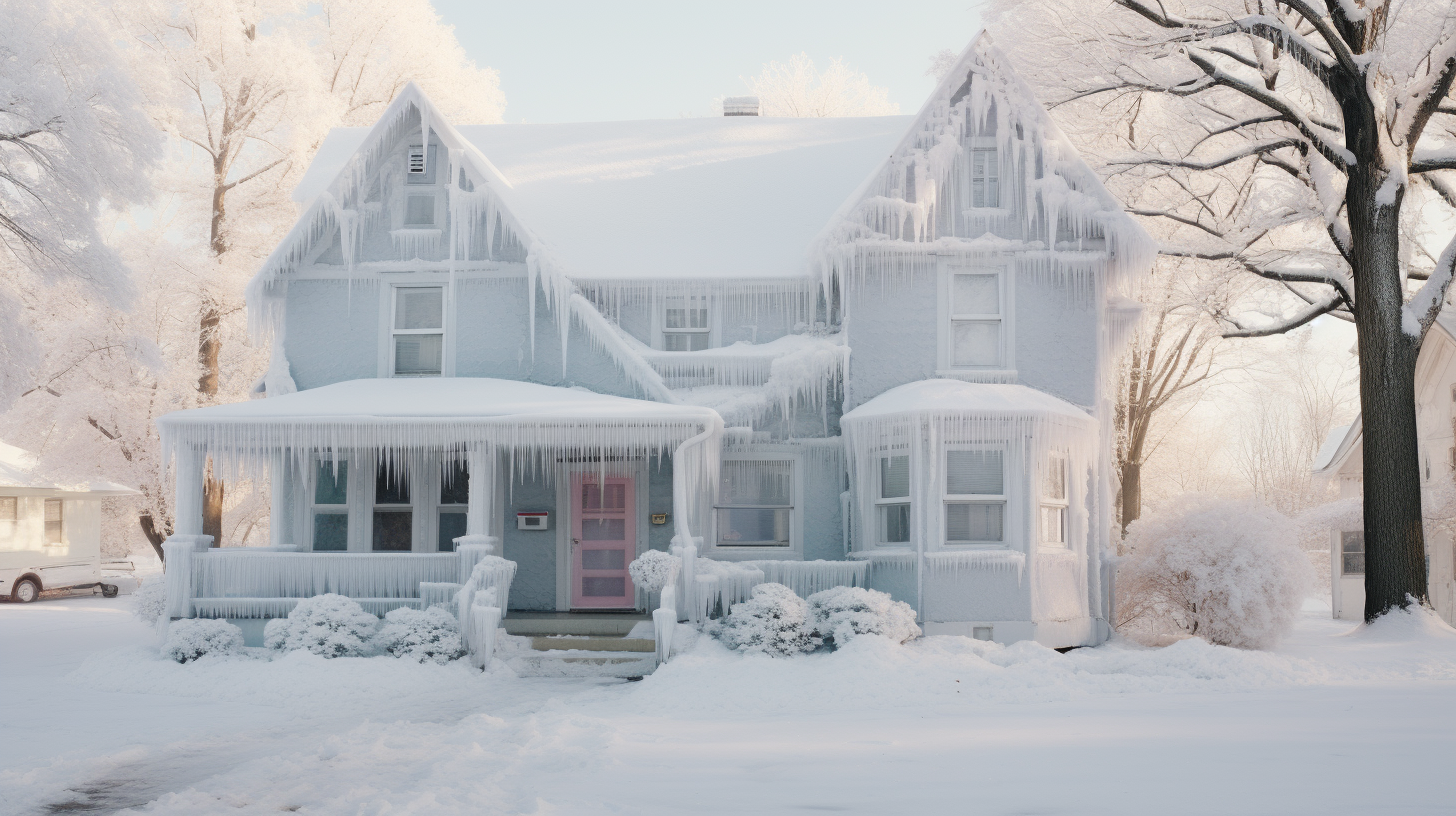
944;449;1004;544
312;460;349;551
44;499;63;545
393;286;444;377
948;272;1003;368
1341;531;1364;575
877;455;911;544
971;148;999;208
1040;453;1068;547
373;461;412;551
716;460;792;547
663;295;709;351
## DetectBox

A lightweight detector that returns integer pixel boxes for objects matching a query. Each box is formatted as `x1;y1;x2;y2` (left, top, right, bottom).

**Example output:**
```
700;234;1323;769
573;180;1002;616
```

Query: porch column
174;444;205;537
457;444;499;553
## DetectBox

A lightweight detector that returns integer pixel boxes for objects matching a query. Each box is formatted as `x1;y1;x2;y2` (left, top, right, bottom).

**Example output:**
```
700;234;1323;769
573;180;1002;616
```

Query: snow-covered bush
1118;495;1313;650
808;586;920;647
131;576;167;624
628;549;680;593
264;594;379;658
372;606;465;664
163;618;244;663
710;582;821;657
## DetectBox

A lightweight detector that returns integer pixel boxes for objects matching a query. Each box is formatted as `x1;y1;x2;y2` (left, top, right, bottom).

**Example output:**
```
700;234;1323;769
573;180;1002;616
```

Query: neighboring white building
154;32;1154;653
0;442;137;602
1313;314;1456;625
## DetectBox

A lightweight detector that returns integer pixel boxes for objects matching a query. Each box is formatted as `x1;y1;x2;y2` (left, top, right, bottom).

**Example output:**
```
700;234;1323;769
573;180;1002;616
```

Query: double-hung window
1040;453;1068;547
947;270;1005;369
716;460;793;548
392;286;444;377
438;460;468;552
1340;531;1364;575
944;449;1005;545
663;295;709;351
312;460;349;551
43;499;63;545
877;454;911;544
373;461;413;551
971;148;999;208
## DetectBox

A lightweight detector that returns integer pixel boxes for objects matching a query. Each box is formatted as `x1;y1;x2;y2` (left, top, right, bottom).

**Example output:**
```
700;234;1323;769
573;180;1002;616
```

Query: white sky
430;0;986;123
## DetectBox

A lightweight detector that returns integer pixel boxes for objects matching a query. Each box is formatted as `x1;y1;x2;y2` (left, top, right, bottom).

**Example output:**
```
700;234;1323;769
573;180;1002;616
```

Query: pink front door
571;473;636;608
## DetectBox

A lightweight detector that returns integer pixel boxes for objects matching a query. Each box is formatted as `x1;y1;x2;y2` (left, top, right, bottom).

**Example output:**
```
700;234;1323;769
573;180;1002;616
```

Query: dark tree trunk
1120;459;1142;536
1342;95;1431;621
203;471;224;547
139;512;168;563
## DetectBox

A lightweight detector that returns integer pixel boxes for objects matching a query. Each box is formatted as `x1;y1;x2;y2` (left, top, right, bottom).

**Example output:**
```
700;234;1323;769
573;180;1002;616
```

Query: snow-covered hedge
628;549;680;593
709;582;822;657
264;594;379;658
808;586;920;647
1118;495;1313;649
372;606;464;664
132;576;167;625
163;618;244;663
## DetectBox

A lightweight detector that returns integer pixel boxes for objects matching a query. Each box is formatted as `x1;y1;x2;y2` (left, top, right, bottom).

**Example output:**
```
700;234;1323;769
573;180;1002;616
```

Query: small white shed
0;442;137;602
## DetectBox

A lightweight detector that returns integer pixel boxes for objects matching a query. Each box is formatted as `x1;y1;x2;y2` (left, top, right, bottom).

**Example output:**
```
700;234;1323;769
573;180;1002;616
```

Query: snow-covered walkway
3;597;1454;815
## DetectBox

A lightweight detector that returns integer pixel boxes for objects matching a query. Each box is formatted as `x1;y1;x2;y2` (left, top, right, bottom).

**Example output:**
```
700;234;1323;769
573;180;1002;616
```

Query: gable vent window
971;148;1000;208
944;449;1004;545
664;295;710;351
406;145;436;184
392;286;444;377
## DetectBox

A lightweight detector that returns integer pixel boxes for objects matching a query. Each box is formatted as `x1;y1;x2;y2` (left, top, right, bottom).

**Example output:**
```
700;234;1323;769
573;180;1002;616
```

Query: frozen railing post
670;535;701;623
654;583;677;666
161;534;213;619
466;586;501;669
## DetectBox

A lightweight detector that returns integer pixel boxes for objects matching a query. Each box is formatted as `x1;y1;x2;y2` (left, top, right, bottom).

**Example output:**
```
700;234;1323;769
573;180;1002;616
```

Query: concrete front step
530;636;655;653
508;651;657;678
503;614;649;637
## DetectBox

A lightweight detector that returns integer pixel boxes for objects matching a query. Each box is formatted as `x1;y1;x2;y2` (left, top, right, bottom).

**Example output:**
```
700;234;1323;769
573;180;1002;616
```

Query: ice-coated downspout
670;411;724;624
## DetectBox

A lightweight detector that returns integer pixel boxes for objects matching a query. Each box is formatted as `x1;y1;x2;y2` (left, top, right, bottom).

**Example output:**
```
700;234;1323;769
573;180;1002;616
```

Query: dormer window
663;295;709;351
406;145;436;185
971;148;999;208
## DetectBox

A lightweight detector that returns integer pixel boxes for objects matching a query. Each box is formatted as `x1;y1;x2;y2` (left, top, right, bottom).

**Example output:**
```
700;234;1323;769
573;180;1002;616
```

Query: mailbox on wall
516;511;549;531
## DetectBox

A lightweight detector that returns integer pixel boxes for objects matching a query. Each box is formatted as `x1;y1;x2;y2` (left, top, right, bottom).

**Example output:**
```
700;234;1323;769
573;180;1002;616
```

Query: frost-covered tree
0;0;158;408
990;0;1456;621
747;54;899;117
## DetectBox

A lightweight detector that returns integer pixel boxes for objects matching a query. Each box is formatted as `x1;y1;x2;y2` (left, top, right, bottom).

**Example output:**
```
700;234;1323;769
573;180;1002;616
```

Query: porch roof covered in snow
295;116;912;280
842;380;1094;424
157;378;722;468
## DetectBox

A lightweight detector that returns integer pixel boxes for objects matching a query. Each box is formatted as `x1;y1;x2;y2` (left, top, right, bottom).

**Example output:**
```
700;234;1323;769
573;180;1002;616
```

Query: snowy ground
3;598;1455;815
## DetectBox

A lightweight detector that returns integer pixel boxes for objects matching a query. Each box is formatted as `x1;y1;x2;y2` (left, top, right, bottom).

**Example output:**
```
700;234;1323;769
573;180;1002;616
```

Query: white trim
938;443;1010;550
937;261;1014;372
874;452;912;547
708;451;804;560
383;283;453;378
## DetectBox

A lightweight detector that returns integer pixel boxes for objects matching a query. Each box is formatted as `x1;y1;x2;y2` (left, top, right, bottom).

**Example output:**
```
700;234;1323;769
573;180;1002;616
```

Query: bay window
877;454;911;544
1040;453;1068;547
944;448;1004;545
716;459;793;548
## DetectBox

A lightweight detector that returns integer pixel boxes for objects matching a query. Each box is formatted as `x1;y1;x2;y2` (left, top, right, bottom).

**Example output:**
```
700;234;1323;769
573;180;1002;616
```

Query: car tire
12;577;40;603
101;584;119;598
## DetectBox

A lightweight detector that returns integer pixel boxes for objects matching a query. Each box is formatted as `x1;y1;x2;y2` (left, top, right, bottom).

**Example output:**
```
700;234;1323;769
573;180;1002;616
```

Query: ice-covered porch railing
665;555;870;624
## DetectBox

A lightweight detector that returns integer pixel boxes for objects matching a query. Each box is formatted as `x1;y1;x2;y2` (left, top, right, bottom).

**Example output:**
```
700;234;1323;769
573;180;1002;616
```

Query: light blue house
157;33;1152;653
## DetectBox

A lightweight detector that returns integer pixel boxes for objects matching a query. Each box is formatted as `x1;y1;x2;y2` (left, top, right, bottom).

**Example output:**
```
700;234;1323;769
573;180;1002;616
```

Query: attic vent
408;146;427;174
723;96;760;117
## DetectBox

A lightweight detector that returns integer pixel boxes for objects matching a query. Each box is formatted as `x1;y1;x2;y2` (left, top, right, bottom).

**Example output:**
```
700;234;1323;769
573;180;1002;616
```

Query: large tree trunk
1119;459;1142;536
1346;103;1431;621
139;512;168;563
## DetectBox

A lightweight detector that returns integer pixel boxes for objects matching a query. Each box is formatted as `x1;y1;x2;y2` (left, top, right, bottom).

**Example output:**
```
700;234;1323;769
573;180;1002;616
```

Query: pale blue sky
431;1;985;123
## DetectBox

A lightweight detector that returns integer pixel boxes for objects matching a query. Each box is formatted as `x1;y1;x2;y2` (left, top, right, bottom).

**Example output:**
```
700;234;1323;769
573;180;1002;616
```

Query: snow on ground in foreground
3;597;1455;815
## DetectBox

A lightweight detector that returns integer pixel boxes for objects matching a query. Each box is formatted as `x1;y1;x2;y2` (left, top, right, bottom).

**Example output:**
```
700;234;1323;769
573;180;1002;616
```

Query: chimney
723;96;760;117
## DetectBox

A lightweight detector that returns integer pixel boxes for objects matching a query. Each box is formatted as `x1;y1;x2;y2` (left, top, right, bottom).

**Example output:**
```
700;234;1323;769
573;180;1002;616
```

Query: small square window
404;194;436;227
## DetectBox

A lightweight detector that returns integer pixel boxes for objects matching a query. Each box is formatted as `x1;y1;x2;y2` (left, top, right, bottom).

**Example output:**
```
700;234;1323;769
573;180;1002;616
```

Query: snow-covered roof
294;117;911;280
842;380;1093;423
0;441;137;496
157;378;723;474
1312;424;1354;474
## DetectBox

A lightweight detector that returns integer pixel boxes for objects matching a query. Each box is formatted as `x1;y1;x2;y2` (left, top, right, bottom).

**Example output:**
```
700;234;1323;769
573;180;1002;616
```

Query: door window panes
1341;531;1365;575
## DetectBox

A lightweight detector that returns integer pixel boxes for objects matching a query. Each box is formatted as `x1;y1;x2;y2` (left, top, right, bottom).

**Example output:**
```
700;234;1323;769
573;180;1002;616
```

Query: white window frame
388;284;449;378
941;445;1008;548
969;146;1001;209
1039;452;1069;548
436;457;469;553
309;455;355;552
710;452;803;559
938;264;1014;373
875;452;912;547
43;498;63;546
659;294;712;351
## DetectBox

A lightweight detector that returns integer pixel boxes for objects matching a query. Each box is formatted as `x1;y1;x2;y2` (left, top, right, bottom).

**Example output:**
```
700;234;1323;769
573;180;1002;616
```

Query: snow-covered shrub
264;594;379;657
163;618;244;663
372;606;465;664
1118;495;1313;650
628;549;680;593
710;582;821;657
131;576;167;624
808;586;920;647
